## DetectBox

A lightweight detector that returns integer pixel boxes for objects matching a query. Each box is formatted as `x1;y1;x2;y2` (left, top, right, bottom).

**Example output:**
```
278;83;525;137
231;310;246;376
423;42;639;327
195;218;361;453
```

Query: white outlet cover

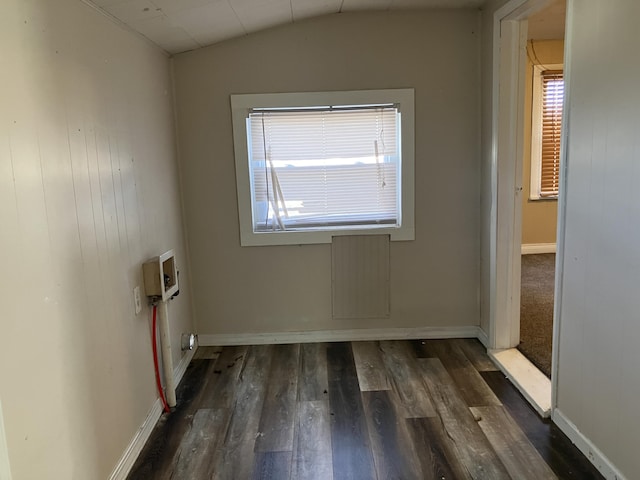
134;286;142;315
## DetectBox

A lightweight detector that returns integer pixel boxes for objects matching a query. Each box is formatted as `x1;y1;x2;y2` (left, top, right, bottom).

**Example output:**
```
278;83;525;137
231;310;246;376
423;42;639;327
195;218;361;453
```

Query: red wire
152;305;171;413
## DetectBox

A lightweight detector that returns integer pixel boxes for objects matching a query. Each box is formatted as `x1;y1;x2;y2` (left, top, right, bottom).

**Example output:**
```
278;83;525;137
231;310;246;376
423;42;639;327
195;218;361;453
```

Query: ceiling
86;0;485;54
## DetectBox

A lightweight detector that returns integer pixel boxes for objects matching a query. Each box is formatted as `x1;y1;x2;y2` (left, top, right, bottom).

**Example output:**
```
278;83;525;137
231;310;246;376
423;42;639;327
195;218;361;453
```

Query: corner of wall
552;409;628;480
108;347;196;480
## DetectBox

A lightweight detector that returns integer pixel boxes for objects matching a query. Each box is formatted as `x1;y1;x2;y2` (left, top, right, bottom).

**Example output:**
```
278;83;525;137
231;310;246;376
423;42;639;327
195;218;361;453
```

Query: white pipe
157;300;176;407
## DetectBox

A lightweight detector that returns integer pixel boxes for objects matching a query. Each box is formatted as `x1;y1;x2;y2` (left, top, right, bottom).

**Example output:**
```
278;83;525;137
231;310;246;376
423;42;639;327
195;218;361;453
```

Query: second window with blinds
231;89;415;246
530;64;564;200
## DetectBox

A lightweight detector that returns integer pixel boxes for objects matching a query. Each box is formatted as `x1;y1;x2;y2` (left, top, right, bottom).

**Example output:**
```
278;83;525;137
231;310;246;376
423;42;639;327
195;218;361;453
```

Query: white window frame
230;89;415;246
530;63;563;200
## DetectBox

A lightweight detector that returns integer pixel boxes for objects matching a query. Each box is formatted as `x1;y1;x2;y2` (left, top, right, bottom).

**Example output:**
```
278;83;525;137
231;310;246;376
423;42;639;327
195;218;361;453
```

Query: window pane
247;106;400;232
540;71;563;197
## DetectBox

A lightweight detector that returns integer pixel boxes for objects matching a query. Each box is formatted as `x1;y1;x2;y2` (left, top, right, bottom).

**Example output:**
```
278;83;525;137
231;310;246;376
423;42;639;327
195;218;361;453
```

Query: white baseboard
521;243;556;254
109;399;163;480
476;327;489;348
173;346;194;387
488;348;551;418
109;347;195;480
552;409;627;480
197;325;482;346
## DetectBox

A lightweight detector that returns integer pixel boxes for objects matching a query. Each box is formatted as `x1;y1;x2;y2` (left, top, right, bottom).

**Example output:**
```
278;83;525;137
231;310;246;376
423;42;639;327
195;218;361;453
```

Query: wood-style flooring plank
199;345;248;409
210;345;274;480
298;343;329;402
362;390;423;479
255;344;300;452
406;417;472;480
126;358;218;480
171;408;230;478
379;340;436;418
481;371;605;479
193;345;223;360
409;339;433;358
352;341;391;391
252;451;292;480
327;342;377;480
455;338;499;372
419;358;511;480
131;340;603;480
470;405;557;480
421;339;501;407
292;400;333;480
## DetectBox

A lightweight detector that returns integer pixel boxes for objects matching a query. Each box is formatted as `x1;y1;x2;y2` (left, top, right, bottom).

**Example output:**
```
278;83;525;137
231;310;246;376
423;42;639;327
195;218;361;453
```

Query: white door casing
489;0;562;349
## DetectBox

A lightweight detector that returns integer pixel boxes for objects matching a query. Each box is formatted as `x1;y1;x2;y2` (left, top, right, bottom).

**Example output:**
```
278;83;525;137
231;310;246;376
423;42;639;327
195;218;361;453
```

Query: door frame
488;1;561;350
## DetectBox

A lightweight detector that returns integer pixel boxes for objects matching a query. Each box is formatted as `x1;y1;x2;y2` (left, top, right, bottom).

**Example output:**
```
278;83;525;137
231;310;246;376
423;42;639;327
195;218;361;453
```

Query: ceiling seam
226;0;249;35
79;0;171;56
148;0;202;51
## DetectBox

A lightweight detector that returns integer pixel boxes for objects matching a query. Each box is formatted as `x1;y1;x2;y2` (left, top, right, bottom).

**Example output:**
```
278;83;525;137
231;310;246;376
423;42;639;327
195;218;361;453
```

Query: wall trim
108;399;163;480
173;346;194;390
552;409;628;480
198;325;482;346
521;243;556;254
476;327;489;348
108;348;195;480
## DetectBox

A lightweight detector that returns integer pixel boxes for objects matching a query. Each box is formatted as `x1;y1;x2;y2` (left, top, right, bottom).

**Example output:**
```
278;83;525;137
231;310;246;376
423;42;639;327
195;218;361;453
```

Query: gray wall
173;10;482;336
555;0;640;477
0;0;193;477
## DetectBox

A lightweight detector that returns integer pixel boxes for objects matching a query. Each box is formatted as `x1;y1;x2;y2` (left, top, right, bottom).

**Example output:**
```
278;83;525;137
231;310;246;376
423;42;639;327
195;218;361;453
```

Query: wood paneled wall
0;0;193;478
556;1;640;478
332;235;390;320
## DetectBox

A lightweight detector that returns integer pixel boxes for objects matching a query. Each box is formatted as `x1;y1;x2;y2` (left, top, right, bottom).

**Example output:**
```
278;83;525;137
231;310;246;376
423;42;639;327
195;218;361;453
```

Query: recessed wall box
143;250;179;301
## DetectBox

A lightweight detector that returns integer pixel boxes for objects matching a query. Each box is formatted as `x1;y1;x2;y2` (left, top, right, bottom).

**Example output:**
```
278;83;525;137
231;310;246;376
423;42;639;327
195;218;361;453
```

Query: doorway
487;0;567;417
518;1;565;379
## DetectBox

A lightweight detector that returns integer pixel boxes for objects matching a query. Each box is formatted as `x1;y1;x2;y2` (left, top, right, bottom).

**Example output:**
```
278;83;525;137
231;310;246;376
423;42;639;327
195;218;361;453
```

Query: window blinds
247;106;400;232
540;70;564;198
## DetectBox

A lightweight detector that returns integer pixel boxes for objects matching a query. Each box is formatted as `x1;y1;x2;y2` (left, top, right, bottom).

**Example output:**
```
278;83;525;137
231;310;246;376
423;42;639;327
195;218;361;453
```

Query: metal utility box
142;250;179;301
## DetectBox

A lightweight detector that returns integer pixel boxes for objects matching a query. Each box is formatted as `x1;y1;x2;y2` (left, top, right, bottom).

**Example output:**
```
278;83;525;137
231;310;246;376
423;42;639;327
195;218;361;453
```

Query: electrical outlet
134;286;142;315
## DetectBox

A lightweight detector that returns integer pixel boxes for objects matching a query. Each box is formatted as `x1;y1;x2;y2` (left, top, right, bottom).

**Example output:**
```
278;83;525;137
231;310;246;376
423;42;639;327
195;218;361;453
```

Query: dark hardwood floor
128;339;603;480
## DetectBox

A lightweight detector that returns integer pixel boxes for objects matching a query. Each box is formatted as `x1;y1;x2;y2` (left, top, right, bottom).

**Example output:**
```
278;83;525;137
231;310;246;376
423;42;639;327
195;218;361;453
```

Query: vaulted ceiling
86;0;485;54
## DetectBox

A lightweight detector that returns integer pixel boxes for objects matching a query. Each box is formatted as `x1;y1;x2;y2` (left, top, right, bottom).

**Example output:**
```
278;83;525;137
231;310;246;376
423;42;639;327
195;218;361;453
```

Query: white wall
173;10;482;336
555;0;640;478
0;1;193;478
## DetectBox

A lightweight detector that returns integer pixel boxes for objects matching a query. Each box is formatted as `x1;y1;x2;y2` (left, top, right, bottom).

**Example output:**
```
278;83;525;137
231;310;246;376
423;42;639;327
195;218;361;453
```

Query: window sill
239;225;415;247
528;196;558;202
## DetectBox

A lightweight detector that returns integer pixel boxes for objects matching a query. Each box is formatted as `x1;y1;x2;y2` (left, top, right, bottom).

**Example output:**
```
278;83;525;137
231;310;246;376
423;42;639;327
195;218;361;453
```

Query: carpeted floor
518;253;555;378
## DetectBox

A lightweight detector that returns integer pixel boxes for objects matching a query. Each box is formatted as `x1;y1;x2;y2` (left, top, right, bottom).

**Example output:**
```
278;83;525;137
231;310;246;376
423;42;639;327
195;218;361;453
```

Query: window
530;64;564;199
231;89;415;246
